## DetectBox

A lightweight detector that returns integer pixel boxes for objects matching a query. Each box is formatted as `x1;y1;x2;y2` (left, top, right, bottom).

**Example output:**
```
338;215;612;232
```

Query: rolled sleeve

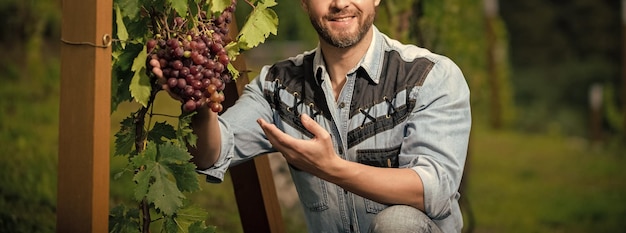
403;55;471;219
195;118;235;183
195;65;276;183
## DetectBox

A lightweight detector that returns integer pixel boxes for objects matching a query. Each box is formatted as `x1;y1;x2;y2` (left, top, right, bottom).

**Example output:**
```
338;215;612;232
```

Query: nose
331;0;350;10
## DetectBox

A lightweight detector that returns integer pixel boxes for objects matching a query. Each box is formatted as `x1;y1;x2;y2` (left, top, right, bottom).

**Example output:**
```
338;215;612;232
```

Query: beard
309;9;375;48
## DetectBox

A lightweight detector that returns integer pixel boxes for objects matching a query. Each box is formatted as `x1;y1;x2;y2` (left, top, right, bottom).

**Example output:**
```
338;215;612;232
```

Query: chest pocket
356;145;401;168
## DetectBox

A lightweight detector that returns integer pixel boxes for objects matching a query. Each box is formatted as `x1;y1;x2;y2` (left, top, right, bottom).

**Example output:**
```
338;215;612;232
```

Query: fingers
300;114;330;140
257;118;288;149
257;118;283;139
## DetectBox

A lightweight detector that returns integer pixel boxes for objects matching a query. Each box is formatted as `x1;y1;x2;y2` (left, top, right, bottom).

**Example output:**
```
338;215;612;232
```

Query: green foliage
376;0;516;128
110;0;278;232
500;0;622;136
376;0;416;43
237;0;278;50
0;1;60;231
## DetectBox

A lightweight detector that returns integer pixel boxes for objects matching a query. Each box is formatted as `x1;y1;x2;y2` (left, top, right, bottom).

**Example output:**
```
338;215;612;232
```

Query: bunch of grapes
147;1;237;112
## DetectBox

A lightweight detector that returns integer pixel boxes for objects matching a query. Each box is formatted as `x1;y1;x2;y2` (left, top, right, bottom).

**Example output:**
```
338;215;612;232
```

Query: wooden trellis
57;0;283;232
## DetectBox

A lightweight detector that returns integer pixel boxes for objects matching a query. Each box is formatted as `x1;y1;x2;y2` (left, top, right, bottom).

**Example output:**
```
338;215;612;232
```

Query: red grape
146;1;237;112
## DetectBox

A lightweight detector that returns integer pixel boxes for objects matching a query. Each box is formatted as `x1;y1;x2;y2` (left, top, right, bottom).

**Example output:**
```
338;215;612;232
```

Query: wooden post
57;0;112;232
221;18;286;233
484;0;502;129
622;0;626;141
589;84;604;143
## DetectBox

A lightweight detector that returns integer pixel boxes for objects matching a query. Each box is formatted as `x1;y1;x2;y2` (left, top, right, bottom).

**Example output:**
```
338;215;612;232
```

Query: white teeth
334;17;351;21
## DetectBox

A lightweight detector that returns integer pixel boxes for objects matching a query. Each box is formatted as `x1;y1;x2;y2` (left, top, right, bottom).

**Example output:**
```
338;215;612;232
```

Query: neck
319;28;374;85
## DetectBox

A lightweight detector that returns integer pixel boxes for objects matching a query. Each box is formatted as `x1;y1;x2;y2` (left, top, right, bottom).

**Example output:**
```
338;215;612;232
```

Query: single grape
177;78;187;89
147;39;157;53
180;67;190;77
167;78;177;88
210;91;222;102
167;38;179;48
206;84;217;94
183;99;196;112
193;90;203;99
174;17;184;27
210;102;223;113
151;67;163;78
191;80;203;89
184;85;195;97
159;59;168;68
171;60;183;70
173;47;184;58
218;54;229;66
189;65;199;75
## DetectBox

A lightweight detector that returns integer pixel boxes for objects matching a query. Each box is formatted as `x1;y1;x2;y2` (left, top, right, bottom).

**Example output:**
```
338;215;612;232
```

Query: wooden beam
57;0;112;232
230;155;286;233
220;17;285;233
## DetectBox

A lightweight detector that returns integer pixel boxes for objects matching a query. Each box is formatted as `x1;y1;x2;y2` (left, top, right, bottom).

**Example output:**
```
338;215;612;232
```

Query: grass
464;128;626;233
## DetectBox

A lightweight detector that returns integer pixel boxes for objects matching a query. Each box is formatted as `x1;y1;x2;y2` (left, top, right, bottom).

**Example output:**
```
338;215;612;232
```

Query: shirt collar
313;26;384;85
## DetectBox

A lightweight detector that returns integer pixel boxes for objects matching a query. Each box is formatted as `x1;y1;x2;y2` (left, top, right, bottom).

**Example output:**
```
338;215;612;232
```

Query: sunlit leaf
129;48;151;107
238;1;278;50
210;0;231;13
169;0;188;18
114;5;129;49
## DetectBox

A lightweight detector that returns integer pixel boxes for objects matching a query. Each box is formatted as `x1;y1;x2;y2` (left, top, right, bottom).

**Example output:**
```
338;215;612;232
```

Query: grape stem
244;0;255;8
150;113;181;119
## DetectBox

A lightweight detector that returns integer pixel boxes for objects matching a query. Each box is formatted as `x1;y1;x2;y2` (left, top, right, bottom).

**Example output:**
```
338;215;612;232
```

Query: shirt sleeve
403;55;472;219
196;65;277;183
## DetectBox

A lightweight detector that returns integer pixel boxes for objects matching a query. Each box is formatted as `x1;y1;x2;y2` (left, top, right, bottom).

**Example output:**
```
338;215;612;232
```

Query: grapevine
109;0;278;232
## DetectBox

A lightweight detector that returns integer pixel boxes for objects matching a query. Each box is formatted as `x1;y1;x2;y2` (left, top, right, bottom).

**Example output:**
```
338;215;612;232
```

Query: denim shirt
198;26;472;233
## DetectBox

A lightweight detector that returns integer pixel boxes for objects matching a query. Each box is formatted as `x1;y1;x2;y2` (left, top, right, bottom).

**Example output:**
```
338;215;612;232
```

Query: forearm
188;106;222;169
321;158;425;211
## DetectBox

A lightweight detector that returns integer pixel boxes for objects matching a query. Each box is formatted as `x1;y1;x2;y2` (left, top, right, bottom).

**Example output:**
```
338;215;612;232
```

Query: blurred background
1;0;625;232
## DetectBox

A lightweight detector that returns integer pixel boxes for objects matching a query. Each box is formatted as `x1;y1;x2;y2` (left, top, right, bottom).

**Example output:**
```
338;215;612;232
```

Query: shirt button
338;102;345;108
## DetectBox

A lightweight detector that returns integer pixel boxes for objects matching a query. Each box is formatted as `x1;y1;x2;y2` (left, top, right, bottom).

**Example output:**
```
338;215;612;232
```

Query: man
182;0;471;232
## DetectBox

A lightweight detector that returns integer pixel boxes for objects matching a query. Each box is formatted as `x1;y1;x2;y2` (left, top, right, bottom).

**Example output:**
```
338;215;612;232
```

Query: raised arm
188;106;222;169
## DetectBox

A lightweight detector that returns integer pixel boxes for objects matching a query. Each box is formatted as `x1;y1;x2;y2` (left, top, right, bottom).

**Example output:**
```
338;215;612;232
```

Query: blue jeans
368;205;443;233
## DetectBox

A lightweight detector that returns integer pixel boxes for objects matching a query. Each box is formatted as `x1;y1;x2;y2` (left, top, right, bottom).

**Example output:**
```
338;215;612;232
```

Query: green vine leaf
115;0;141;20
189;221;216;233
237;0;279;50
169;0;188;18
132;142;193;215
210;0;231;13
178;112;197;148
167;162;199;192
114;5;129;49
129;48;151;107
109;205;141;233
163;205;212;233
114;116;137;156
148;121;177;144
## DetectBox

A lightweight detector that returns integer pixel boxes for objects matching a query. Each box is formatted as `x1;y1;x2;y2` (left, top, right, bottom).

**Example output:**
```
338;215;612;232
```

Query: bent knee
368;205;442;233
